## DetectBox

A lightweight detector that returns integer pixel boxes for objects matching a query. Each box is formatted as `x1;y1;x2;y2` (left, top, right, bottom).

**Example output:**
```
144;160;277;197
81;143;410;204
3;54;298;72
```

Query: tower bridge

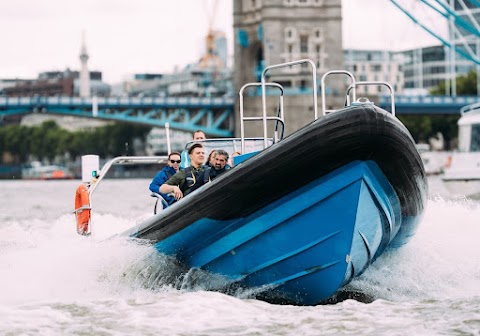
0;94;475;136
2;1;479;137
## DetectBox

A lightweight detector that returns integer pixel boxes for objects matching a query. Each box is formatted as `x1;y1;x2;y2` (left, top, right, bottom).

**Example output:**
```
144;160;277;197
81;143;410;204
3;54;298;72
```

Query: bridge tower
233;0;344;137
79;32;90;98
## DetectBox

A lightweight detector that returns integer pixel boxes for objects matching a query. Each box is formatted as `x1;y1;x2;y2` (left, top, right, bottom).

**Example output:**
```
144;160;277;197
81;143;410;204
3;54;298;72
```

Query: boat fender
74;184;91;235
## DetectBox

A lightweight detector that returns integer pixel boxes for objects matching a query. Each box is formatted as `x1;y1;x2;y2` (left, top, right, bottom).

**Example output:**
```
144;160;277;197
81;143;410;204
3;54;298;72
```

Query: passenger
193;130;206;141
179;130;206;169
206;149;230;180
229;151;242;167
160;143;206;201
149;152;181;206
185;149;229;193
206;149;217;167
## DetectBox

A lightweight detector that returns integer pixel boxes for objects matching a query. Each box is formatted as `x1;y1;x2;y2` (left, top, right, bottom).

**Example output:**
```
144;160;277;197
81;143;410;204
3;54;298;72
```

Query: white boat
21;161;75;180
442;102;480;198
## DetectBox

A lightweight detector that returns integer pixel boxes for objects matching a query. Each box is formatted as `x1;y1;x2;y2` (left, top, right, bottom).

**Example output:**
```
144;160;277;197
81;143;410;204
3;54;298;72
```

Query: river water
0;176;479;335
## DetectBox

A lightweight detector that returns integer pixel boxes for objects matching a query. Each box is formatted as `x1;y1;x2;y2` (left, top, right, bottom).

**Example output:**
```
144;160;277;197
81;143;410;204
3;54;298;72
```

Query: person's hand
172;186;183;200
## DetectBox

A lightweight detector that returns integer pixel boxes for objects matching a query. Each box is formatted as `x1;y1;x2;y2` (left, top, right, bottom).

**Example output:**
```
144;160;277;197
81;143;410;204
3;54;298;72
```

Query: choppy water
0;177;479;335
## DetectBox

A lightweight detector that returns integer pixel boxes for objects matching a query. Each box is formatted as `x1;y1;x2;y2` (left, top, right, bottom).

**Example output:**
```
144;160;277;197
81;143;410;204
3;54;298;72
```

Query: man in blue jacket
149;151;181;206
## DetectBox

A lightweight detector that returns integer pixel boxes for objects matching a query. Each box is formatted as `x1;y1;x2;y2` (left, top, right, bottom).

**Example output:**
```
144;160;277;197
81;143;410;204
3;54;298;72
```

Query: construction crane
198;0;225;70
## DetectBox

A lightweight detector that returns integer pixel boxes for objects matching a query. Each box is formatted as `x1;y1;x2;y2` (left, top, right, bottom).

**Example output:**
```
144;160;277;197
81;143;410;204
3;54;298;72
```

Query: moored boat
22;162;74;180
75;60;428;305
442;102;480;198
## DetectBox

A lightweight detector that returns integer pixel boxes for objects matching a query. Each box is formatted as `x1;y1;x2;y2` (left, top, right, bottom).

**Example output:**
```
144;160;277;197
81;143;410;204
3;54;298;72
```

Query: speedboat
442;102;480;198
74;60;428;305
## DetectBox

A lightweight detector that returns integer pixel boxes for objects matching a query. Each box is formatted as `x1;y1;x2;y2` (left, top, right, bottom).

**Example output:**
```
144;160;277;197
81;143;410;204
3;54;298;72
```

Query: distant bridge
378;95;479;115
0;96;235;137
1;95;478;135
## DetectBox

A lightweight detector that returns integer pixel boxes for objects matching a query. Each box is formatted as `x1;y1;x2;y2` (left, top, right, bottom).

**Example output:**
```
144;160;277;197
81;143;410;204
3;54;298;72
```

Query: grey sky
0;0;446;84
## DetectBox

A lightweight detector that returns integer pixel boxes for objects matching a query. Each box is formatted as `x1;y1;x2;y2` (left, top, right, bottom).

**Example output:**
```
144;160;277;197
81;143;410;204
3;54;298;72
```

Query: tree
0;121;152;164
430;70;477;95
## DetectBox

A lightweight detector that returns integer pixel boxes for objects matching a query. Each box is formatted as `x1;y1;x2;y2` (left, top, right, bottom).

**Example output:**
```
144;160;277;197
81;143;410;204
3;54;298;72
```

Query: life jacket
181;166;209;196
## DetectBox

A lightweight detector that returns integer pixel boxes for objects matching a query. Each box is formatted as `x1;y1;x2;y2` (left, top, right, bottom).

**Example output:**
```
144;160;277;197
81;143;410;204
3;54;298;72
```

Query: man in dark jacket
160;143;205;200
207;149;230;180
149;152;181;205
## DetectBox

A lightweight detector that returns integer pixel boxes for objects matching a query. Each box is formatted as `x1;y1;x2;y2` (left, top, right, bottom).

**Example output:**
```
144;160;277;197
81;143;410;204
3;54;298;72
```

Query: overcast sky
0;0;446;84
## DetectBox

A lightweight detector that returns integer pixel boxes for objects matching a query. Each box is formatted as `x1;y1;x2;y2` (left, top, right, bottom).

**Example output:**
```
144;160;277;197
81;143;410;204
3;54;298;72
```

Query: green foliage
397;115;460;149
0;121;151;164
430;70;478;95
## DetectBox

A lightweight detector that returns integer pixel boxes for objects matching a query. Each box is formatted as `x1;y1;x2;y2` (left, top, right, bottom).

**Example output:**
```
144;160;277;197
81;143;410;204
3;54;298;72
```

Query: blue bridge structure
378;95;479;115
0;96;235;137
0;94;478;136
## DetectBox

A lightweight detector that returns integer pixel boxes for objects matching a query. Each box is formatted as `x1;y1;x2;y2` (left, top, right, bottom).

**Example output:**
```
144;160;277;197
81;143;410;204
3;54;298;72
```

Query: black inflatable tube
133;104;428;242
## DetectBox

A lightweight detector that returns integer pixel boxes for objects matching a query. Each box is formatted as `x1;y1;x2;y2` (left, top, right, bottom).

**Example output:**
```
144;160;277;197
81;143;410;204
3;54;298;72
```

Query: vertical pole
165;122;171;155
92;96;98;117
444;46;451;95
477;40;480;96
449;0;457;96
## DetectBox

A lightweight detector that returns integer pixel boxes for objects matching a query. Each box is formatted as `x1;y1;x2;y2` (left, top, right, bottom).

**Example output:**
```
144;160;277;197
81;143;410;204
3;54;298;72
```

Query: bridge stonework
233;0;344;137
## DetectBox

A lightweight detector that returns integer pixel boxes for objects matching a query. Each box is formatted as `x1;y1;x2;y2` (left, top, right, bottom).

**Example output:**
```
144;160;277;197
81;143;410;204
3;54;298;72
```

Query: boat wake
345;197;480;302
1;197;478;305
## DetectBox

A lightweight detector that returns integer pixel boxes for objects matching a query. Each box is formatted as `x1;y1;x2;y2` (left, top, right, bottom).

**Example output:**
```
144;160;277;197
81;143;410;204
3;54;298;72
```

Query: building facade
233;0;344;137
400;45;476;94
3;70;110;97
343;49;404;96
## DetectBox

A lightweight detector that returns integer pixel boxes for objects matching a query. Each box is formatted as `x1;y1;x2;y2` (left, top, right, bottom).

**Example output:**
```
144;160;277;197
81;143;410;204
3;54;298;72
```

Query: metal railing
239;82;285;153
320;70;356;115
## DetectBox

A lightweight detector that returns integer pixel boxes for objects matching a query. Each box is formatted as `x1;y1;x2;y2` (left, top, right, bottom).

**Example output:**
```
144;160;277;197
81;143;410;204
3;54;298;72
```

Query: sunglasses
170;160;181;164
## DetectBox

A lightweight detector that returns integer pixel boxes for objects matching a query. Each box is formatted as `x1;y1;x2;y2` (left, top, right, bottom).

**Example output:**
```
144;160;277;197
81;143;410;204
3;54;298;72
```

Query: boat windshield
181;138;272;168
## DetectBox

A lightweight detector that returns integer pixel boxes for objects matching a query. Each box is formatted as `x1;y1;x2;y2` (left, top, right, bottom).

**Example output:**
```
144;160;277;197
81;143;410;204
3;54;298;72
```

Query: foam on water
1;179;480;335
1;196;479;307
348;197;480;301
0;213;156;305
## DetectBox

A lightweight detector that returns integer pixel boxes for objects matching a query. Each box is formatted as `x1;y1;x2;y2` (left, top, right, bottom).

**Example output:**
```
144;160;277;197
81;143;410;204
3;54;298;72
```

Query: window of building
300;35;308;53
285;27;295;41
277;80;292;88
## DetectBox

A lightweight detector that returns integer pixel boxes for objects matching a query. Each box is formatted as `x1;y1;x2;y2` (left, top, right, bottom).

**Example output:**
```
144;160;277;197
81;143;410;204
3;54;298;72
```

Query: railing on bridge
0;95;234;107
378;95;479;115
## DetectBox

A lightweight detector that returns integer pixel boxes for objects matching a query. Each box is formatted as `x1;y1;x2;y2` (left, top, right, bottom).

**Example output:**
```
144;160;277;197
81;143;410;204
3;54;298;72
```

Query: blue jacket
149;165;177;205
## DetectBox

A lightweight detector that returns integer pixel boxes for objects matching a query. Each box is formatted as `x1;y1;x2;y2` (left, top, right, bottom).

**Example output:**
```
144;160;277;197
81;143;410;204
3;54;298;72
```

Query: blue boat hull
150;160;404;304
122;104;427;305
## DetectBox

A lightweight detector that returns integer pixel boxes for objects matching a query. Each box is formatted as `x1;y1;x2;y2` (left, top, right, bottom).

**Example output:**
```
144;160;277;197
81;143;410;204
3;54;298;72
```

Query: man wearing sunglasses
160;143;206;201
149;152;182;206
